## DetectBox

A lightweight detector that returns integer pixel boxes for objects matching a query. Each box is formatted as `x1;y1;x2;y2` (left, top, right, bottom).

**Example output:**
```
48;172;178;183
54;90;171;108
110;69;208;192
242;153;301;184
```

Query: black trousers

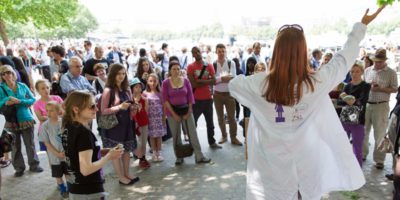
192;99;216;145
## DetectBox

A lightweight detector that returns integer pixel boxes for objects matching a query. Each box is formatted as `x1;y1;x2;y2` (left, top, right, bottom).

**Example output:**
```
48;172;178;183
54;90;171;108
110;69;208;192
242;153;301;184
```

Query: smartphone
115;143;124;150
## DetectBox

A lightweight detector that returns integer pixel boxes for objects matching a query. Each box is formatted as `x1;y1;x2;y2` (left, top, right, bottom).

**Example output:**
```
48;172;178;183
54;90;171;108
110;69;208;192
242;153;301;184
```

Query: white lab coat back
229;23;367;200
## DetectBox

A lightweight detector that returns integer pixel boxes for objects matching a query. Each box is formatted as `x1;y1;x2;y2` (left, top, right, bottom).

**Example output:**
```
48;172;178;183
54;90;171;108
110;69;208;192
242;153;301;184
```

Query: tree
368;17;400;35
37;5;98;39
0;0;79;45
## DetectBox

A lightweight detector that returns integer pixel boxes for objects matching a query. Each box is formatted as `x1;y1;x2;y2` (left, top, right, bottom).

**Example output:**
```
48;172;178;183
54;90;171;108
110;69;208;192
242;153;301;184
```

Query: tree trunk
0;18;10;46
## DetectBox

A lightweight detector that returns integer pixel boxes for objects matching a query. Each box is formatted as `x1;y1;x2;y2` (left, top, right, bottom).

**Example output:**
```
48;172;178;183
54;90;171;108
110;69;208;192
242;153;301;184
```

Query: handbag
98;89;119;130
0;130;14;153
340;105;362;124
378;136;394;153
171;104;189;116
174;120;193;158
0;86;19;127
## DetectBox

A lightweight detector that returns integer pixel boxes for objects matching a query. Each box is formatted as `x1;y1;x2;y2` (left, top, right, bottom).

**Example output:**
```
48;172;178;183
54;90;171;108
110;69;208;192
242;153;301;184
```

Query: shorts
39;141;47;151
51;162;68;178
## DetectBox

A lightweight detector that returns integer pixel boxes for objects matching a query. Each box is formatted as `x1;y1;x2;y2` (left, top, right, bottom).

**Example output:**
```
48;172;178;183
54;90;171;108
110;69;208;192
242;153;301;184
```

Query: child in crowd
143;74;167;162
33;79;63;152
39;101;68;198
130;78;151;169
254;62;267;73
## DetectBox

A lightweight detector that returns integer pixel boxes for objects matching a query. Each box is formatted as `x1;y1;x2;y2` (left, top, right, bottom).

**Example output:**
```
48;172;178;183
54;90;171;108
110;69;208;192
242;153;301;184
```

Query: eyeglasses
278;24;303;33
1;71;13;76
88;104;97;110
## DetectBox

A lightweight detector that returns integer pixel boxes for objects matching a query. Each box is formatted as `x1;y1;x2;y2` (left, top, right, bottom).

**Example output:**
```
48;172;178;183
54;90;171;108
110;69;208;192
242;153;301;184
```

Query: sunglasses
1;71;13;76
278;24;303;33
88;104;97;110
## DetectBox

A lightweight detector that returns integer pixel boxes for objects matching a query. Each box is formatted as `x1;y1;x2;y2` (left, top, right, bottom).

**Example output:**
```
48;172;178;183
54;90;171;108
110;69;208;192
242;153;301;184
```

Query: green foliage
368;17;400;35
5;4;98;39
377;0;397;6
341;191;360;200
131;23;225;41
231;25;275;40
0;0;79;28
310;18;350;35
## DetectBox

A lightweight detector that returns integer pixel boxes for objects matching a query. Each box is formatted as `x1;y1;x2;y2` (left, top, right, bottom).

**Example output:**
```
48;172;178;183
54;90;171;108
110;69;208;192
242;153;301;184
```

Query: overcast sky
81;0;399;32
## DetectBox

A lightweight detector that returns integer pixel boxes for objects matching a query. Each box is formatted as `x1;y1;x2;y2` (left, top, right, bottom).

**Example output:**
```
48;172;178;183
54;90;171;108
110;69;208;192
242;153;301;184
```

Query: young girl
61;91;123;198
143;73;167;162
33;79;63;151
39;101;68;198
130;78;151;169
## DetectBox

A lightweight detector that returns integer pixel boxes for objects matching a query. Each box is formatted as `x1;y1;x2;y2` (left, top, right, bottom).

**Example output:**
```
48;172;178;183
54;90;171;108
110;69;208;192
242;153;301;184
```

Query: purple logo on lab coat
275;104;285;123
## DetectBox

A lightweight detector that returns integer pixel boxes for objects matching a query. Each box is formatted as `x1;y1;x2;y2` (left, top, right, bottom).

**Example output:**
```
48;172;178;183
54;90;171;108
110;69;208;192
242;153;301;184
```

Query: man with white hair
60;56;95;95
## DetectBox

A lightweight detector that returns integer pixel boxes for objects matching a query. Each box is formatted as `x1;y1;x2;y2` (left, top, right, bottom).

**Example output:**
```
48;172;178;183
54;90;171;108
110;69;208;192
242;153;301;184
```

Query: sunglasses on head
278;24;303;33
1;71;12;76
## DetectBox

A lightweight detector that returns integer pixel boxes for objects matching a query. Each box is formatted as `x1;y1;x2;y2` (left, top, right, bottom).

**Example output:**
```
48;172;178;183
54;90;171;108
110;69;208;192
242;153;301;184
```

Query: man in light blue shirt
60;56;95;95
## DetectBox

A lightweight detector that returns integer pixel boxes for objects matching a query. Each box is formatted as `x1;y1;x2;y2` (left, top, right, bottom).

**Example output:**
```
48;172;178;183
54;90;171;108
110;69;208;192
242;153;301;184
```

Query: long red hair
263;25;315;106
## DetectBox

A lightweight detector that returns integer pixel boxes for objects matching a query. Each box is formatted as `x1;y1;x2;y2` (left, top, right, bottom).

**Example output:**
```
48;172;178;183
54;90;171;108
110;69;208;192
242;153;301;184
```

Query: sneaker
0;160;11;168
210;143;222;149
60;191;69;198
157;155;164;162
139;159;150;169
175;158;184;165
218;137;227;144
386;173;394;181
151;153;157;162
231;137;243;146
14;171;24;177
29;166;44;173
196;157;211;164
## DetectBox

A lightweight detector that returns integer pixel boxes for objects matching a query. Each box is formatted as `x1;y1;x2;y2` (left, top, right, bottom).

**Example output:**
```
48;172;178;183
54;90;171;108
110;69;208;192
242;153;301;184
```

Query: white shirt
38;50;50;66
229;22;367;200
84;49;94;62
214;59;236;92
127;54;139;73
0;114;5;134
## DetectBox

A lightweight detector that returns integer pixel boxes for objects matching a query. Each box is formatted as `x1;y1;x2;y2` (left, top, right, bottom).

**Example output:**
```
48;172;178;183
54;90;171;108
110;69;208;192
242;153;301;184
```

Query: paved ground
0;113;396;200
0;71;396;200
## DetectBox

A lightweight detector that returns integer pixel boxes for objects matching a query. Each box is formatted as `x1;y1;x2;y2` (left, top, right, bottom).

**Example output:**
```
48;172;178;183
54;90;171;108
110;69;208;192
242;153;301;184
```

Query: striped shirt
364;65;398;102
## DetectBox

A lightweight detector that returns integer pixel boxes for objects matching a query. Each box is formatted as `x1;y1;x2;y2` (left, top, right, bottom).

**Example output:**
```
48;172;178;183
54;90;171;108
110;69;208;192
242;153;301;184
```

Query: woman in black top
337;62;371;166
61;91;122;198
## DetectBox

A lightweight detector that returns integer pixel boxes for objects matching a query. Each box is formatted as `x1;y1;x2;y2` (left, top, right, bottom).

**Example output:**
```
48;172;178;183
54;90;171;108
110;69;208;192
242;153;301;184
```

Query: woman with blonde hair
337;62;370;166
0;65;43;177
228;7;384;200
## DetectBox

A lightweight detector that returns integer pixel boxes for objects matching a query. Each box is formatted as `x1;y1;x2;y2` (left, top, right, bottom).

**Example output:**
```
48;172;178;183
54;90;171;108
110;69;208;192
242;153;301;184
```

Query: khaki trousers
213;91;237;140
363;102;390;163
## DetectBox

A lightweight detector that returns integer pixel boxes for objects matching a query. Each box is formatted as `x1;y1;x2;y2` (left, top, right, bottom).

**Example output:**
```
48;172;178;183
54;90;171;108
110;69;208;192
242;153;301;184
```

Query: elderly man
363;48;398;170
60;56;95;95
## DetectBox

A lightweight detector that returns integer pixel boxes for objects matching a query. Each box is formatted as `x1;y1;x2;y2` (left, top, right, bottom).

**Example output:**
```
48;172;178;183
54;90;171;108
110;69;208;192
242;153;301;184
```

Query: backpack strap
192;63;208;93
95;79;103;94
213;60;232;74
213;61;217;74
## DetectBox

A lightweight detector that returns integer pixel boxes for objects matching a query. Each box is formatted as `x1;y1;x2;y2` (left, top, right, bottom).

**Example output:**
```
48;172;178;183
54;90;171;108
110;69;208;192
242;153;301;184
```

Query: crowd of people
0;5;400;199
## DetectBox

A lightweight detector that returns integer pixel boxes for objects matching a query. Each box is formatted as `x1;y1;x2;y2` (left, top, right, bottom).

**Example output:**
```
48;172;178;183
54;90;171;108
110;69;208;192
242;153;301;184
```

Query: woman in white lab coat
229;7;385;200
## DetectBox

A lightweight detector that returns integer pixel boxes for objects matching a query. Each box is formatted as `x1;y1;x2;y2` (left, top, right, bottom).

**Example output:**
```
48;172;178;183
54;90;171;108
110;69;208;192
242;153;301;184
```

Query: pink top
33;95;63;134
100;87;133;115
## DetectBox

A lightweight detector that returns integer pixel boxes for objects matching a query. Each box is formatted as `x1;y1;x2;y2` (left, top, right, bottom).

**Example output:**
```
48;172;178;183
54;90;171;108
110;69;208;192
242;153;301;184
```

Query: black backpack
213;60;232;74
